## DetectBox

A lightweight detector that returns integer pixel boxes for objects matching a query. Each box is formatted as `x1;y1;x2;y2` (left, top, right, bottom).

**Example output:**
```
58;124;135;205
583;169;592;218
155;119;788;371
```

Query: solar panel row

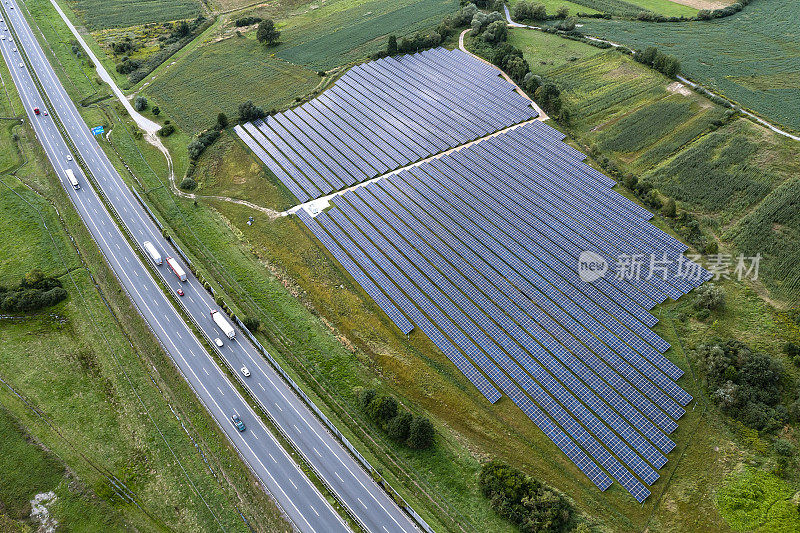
235;48;538;202
296;120;705;502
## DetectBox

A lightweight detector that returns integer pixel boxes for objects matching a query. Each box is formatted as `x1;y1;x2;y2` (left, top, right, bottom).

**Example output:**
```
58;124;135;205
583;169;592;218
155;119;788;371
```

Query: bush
479;461;573;533
241;316;260;332
407;416;434;449
369;395;398;424
387;411;413;442
179;177;197;190
234;16;262;27
157;124;175;137
694;283;725;311
152;106;160;115
359;388;377;411
187;129;220;160
134;95;148;111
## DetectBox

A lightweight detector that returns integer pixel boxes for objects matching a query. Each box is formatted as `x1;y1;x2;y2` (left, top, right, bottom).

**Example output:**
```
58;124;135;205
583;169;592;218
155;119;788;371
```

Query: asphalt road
0;1;420;532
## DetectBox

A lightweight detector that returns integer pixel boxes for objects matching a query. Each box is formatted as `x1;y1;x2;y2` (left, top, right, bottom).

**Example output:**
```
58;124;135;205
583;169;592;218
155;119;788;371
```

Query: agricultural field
272;0;459;70
144;36;320;133
556;0;698;17
65;0;202;30
507;0;603;16
579;0;800;132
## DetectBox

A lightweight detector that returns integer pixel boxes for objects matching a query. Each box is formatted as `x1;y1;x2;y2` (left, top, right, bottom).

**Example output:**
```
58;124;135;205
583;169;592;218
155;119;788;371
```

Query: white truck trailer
210;310;235;340
142;241;162;265
65;168;79;189
165;256;187;282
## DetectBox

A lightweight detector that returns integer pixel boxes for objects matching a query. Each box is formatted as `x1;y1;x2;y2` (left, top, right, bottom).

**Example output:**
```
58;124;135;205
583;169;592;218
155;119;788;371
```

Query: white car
18;62;23;68
240;366;250;378
66;155;72;161
214;337;223;348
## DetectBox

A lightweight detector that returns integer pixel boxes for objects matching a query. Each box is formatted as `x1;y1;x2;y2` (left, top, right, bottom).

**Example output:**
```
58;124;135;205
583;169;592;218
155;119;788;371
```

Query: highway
0;1;420;532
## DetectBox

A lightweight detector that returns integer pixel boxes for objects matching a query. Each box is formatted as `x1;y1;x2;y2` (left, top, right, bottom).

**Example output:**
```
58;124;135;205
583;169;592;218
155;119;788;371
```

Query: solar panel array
297;121;710;502
235;47;537;202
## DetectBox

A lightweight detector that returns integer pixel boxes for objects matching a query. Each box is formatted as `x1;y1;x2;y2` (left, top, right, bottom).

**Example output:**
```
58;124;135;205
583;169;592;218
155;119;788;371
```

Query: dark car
231;414;245;432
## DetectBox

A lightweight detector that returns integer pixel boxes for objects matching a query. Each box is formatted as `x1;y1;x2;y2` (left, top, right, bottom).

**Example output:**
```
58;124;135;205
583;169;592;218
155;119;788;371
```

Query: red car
33;107;39;115
176;288;184;296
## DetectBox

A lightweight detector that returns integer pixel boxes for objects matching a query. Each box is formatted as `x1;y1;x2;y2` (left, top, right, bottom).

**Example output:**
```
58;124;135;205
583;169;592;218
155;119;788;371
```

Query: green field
145;36;320;133
508;0;603;16
510;27;605;70
274;0;459;69
564;0;698;17
65;0;201;30
579;0;800;132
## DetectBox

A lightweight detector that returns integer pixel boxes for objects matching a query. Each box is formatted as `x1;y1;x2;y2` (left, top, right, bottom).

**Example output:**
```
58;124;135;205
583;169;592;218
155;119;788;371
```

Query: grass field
144;36;320;133
552;0;698;17
508;0;603;16
273;0;459;69
64;0;201;30
579;0;800;132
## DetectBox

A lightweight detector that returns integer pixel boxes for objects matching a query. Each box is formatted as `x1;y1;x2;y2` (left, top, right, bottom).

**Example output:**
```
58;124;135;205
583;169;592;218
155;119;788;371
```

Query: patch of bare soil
668;0;731;9
667;81;692;96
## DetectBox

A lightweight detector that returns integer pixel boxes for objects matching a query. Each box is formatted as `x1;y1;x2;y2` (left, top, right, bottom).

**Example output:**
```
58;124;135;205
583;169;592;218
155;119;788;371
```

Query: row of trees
479;461;574;533
358;389;435;450
0;270;67;313
513;2;571;22
633;46;681;78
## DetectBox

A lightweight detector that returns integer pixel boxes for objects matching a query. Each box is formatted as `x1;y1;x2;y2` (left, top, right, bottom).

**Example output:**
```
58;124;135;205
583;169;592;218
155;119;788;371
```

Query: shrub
152;106;160;115
179;177;197;190
479;461;573;533
387;411;413;442
694;283;725;311
0;273;67;312
133;95;148;111
234;16;262;27
359;388;377;411
407;416;434;449
369;395;399;424
242;316;260;332
158;124;175;137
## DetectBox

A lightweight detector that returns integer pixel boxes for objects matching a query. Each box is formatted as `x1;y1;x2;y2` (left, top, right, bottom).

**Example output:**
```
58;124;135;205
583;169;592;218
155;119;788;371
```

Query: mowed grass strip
66;0;201;30
145;36;319;133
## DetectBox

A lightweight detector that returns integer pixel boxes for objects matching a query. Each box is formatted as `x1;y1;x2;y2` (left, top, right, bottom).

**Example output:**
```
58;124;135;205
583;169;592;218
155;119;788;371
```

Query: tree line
0;270;67;313
358;388;435;450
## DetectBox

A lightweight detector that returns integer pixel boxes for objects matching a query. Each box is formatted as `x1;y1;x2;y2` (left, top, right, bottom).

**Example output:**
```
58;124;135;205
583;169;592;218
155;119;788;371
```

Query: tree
556;6;569;19
654;53;681;77
636;46;659;65
158;124;175;137
179;177;197;190
694;283;725;311
134;95;148;111
387;411;412;442
482;20;507;43
152;106;160;115
407;416;434;449
359;388;377;411
387;34;398;55
256;19;280;46
216;112;228;130
238;100;266;123
369;395;398;424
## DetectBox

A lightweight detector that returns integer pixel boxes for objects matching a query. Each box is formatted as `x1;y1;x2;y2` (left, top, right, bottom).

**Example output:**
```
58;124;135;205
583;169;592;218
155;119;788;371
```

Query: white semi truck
142;241;162;265
210;310;235;340
165;256;187;281
65;168;79;189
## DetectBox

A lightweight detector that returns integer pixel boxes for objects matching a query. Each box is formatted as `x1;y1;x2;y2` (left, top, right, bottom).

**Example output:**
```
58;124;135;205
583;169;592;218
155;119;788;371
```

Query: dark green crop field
66;0;201;29
580;0;800;132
